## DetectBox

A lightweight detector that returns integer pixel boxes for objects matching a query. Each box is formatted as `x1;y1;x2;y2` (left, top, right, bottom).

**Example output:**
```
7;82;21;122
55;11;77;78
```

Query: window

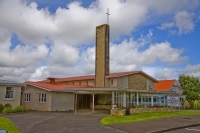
5;87;14;99
39;93;46;103
110;79;113;85
24;93;31;102
86;81;88;85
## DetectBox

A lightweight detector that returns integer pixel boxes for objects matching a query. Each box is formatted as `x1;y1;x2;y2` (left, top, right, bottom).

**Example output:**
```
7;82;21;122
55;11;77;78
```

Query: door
77;94;91;109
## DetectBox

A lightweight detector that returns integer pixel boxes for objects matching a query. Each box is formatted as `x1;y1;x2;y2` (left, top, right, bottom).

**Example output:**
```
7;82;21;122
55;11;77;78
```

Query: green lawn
0;117;21;133
101;110;200;125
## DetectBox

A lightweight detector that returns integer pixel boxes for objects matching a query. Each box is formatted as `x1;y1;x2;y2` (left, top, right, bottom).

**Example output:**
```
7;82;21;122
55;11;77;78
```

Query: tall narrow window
111;79;113;85
5;87;14;99
86;81;88;85
24;93;31;102
39;93;46;103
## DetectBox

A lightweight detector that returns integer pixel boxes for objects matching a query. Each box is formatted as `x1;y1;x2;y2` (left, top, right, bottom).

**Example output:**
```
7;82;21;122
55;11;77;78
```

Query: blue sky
0;0;200;82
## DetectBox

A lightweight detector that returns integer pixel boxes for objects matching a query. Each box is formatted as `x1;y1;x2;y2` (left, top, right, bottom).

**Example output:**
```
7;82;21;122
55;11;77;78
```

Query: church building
24;24;173;112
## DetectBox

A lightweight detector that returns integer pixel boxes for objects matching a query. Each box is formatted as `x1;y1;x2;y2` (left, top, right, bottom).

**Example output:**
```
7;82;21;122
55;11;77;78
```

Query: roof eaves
26;83;51;92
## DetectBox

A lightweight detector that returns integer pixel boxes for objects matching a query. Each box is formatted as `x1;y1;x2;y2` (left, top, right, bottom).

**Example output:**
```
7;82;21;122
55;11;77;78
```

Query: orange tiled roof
154;79;176;91
26;81;93;91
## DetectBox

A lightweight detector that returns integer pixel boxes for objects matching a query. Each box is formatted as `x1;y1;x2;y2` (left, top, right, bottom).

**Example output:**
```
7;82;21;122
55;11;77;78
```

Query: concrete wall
51;92;74;111
147;79;154;90
117;76;128;88
70;80;94;86
105;78;118;87
170;80;183;95
23;85;52;111
0;85;21;108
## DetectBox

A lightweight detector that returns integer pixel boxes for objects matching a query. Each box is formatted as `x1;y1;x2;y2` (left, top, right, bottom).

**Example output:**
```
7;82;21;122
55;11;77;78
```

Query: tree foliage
179;74;200;100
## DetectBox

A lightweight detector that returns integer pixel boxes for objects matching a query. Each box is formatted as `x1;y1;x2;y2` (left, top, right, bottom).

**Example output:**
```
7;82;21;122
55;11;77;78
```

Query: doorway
77;94;91;109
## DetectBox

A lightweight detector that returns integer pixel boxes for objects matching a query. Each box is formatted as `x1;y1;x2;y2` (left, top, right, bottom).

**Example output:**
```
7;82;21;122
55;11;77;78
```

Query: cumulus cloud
0;0;199;82
182;64;200;78
158;11;195;34
153;64;200;80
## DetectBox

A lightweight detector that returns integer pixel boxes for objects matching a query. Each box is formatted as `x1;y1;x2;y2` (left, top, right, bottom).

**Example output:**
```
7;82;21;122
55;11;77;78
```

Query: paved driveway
3;110;125;133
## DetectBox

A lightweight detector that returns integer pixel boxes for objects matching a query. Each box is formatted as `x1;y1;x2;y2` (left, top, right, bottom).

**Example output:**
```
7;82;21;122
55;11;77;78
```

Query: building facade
0;79;24;108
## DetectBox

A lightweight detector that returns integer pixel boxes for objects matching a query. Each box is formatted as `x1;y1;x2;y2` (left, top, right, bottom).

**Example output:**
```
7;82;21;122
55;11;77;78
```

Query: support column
130;93;133;106
92;93;94;112
164;95;166;106
112;91;114;105
151;94;153;106
123;92;126;107
136;92;139;105
75;91;77;114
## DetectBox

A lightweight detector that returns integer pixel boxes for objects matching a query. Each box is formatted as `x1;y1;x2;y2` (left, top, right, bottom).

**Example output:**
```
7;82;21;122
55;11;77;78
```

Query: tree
178;75;200;100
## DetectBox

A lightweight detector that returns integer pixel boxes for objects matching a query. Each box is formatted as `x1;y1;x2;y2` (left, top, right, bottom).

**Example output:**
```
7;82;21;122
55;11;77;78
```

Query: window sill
38;102;46;103
4;99;14;101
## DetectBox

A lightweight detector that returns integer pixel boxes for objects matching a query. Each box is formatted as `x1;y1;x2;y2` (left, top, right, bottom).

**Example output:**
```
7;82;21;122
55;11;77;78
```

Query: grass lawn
101;110;200;125
0;117;21;133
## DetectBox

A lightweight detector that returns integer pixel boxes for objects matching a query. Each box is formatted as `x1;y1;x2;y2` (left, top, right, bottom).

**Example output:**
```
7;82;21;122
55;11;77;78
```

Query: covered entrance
77;94;91;109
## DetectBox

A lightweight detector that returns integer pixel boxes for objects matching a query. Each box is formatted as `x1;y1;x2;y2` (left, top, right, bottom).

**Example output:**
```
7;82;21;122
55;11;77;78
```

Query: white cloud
152;64;200;80
0;0;199;82
175;11;195;34
182;64;200;78
158;11;195;34
154;68;179;80
48;43;79;67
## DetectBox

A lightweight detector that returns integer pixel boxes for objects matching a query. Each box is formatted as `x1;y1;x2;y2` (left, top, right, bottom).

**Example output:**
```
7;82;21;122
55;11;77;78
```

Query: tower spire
106;8;110;25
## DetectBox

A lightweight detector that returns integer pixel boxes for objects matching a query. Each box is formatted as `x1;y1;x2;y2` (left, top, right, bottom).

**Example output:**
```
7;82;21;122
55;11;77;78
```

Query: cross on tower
106;8;110;25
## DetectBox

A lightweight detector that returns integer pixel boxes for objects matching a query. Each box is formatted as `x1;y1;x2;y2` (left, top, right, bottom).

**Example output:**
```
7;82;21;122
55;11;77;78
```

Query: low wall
93;105;111;109
111;107;176;116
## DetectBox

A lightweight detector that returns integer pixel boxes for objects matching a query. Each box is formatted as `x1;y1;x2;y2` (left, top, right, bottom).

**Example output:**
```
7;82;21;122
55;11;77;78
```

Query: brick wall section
95;24;109;87
128;74;147;90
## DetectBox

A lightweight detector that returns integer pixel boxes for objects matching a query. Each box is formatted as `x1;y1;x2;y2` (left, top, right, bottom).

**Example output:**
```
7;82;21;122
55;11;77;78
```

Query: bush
4;103;12;108
12;106;26;113
188;100;194;109
184;100;190;109
193;100;199;110
0;103;4;113
2;106;13;114
197;102;200;109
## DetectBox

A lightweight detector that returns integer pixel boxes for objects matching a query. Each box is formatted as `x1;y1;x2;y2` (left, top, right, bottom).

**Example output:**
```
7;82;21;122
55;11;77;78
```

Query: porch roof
0;79;25;86
60;88;173;94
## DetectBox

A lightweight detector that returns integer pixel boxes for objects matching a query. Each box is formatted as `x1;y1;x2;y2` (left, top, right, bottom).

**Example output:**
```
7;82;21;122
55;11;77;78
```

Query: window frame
39;93;46;103
5;86;15;99
24;93;31;102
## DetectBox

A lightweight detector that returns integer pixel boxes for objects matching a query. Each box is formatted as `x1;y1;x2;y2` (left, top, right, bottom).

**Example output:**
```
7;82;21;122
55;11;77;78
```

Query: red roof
41;70;158;83
106;70;158;82
26;81;93;91
26;70;158;91
154;80;176;91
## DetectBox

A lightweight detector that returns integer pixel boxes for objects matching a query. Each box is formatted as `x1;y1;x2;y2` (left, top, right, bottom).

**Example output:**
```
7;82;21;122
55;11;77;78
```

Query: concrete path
3;110;124;133
2;110;200;133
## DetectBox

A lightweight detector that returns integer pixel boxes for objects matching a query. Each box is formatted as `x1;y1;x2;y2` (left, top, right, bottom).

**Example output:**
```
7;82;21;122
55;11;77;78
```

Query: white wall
0;85;21;108
51;92;74;111
23;85;52;111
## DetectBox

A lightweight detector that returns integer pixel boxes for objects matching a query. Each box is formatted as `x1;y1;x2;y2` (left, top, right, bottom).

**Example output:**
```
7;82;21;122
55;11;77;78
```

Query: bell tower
95;24;110;87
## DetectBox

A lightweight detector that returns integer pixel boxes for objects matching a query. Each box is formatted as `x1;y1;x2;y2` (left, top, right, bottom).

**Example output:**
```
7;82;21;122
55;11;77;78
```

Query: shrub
12;106;26;113
184;100;190;109
193;100;199;110
4;103;12;108
2;106;13;114
0;103;4;113
188;100;194;109
197;102;200;109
